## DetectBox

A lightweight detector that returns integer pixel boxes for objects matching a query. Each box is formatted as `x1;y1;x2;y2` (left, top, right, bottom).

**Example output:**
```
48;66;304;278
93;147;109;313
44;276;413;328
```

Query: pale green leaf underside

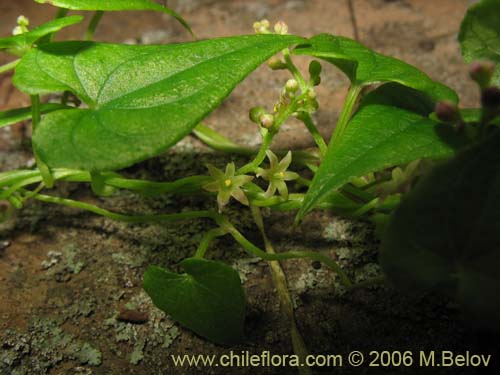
0;16;83;50
13;35;302;171
144;258;245;345
35;0;192;36
459;0;500;86
294;34;458;103
298;104;466;218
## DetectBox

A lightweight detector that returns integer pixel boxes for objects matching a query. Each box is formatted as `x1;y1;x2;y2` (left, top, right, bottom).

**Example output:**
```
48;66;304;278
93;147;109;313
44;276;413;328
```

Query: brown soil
1;1;497;375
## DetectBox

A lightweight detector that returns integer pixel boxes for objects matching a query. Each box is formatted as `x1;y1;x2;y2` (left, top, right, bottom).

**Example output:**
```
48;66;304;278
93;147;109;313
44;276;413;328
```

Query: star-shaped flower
203;163;254;212
256;151;299;199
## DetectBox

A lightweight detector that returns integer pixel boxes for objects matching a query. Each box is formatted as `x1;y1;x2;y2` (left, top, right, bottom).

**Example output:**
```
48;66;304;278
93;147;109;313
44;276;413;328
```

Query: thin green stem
300;113;327;156
20;183;44;202
330;84;362;146
282;48;308;91
237;129;275;174
31;193;218;223
238;90;310;175
193;227;227;258
194;124;319;169
218;217;353;288
0;59;20;75
193;124;255;156
350;197;379;218
7;193;23;209
85;11;104;41
250;206;312;375
340;183;375;204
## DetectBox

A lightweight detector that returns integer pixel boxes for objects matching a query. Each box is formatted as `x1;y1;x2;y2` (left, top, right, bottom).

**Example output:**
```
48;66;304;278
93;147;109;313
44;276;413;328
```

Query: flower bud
307;89;317;100
285;79;299;94
481;86;500;108
12;15;29;36
469;61;496;89
274;21;288;35
12;26;24;36
435;101;461;123
260;114;275;129
304;98;319;112
267;56;287;70
249;106;266;124
253;19;270;34
17;15;29;27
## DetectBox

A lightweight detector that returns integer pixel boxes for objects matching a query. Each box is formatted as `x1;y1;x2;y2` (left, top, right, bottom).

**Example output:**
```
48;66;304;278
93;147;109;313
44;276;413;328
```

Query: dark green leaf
34;0;192;36
294;34;457;103
359;82;436;116
0;16;83;54
0;104;70;128
13;35;303;171
297;103;467;219
459;0;500;86
380;130;500;330
144;258;245;345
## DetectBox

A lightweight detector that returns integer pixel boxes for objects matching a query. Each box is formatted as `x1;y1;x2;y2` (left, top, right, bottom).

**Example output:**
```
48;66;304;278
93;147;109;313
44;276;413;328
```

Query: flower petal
266;150;279;169
233;175;254;186
217;190;231;212
206;164;225;179
264;183;277;198
278;151;292;170
256;168;271;180
283;171;299;181
225;162;236;178
276;180;289;200
202;181;220;192
231;188;249;206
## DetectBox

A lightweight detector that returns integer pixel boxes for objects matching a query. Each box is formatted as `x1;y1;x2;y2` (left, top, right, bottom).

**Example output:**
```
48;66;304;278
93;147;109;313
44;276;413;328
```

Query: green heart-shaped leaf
34;0;192;36
0;16;83;54
294;34;457;103
380;130;500;330
144;258;245;345
459;0;500;86
13;35;303;171
297;85;468;219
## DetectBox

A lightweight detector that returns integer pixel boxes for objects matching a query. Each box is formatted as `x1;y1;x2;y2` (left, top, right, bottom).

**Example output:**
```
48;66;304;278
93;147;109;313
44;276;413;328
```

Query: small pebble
418;39;435;52
117;309;149;324
0;240;11;251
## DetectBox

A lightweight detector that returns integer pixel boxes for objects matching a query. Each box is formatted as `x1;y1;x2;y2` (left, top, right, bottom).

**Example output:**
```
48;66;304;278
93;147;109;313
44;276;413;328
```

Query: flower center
224;179;232;187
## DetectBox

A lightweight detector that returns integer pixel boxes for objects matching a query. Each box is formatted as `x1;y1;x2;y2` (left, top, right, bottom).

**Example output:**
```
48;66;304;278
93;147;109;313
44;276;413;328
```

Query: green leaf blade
294;34;458;103
297;103;467;219
13;35;303;171
34;0;193;37
0;16;83;53
143;258;245;345
459;0;500;86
